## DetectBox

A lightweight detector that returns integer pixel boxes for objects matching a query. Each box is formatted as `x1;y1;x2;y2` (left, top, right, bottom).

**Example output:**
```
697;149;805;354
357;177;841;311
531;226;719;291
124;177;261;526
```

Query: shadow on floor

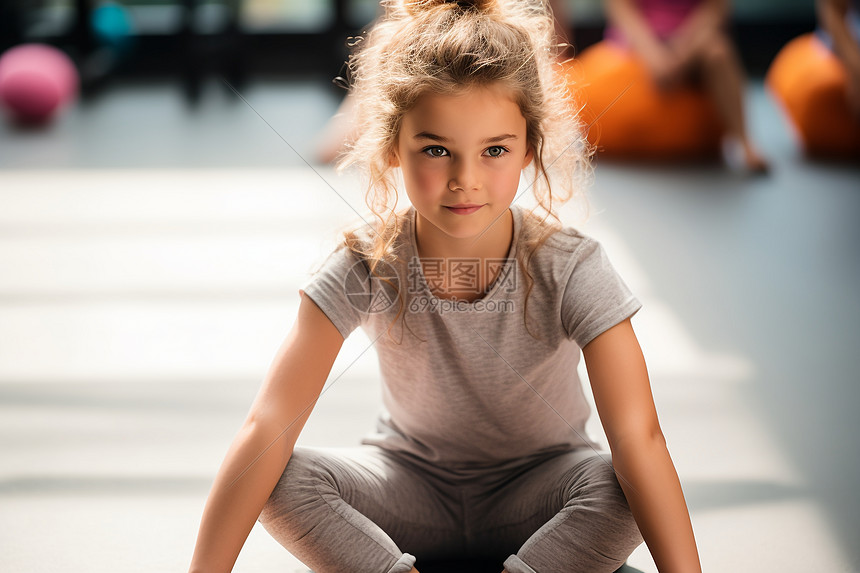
300;560;644;572
418;560;644;572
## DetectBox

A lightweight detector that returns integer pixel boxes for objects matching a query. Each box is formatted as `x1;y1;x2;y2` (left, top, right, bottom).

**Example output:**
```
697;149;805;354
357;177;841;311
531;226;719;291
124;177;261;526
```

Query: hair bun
400;0;497;14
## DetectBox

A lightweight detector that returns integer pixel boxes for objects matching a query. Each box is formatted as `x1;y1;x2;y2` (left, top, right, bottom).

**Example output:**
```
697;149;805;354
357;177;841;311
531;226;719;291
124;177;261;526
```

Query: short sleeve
561;239;642;348
299;245;367;339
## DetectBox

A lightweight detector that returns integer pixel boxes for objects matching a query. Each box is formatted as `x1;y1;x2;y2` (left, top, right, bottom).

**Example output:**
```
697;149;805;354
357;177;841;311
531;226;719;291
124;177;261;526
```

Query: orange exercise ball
766;33;860;159
564;41;723;160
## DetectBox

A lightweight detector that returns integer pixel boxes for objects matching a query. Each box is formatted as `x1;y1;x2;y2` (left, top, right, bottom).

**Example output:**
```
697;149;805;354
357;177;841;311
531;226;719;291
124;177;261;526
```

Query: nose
448;157;481;192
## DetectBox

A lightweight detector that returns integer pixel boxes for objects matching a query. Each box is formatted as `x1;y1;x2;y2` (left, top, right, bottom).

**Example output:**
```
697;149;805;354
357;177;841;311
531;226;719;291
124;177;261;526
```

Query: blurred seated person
766;0;860;157
602;0;768;171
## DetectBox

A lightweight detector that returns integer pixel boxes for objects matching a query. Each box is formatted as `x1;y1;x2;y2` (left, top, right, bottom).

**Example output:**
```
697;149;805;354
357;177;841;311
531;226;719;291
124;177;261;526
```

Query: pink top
605;0;703;45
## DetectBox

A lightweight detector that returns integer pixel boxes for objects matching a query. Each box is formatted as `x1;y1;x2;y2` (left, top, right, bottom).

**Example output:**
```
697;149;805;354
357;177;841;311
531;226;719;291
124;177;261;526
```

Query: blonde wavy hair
334;0;592;341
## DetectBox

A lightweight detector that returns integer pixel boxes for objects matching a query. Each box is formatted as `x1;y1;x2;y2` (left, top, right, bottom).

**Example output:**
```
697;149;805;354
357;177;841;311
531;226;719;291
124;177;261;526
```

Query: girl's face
393;84;533;250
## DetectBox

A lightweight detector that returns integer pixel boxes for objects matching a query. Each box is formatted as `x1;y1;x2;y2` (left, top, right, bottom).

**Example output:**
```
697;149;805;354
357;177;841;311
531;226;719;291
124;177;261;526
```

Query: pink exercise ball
0;43;79;125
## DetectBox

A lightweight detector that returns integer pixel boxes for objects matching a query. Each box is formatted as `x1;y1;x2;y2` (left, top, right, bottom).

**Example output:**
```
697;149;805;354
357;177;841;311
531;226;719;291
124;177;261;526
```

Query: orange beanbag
563;40;723;159
766;33;860;159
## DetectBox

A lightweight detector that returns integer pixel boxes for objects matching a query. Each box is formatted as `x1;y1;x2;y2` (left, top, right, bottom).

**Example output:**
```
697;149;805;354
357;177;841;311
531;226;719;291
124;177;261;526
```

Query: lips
444;204;484;215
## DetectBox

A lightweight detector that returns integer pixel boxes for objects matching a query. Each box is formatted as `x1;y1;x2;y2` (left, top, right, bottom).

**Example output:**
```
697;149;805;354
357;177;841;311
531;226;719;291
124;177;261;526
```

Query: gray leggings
258;445;643;573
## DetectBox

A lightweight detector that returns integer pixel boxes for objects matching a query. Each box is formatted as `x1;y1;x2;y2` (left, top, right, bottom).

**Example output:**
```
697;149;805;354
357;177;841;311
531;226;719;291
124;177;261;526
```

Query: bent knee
258;447;329;529
566;454;635;517
560;454;643;559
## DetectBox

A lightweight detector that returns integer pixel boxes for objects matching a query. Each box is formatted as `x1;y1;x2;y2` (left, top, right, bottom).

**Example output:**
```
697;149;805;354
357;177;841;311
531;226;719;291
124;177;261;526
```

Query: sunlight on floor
0;167;854;572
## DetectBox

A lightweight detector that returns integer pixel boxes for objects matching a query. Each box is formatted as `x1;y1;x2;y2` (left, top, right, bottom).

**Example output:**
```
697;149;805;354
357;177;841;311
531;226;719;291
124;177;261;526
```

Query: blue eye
423;146;448;157
485;146;508;158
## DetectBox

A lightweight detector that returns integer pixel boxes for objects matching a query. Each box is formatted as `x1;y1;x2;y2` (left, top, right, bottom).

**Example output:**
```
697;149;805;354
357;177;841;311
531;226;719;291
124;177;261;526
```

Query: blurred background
0;1;858;572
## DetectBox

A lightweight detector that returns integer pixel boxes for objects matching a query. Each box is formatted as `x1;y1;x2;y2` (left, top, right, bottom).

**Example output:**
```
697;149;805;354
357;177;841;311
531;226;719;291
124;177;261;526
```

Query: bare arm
819;0;860;69
188;292;346;573
604;0;685;87
605;0;671;63
583;319;701;573
667;0;730;65
818;0;860;116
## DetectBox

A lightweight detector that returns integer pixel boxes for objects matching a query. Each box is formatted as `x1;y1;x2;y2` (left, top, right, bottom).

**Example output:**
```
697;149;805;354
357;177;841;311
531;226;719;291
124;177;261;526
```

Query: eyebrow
413;132;519;144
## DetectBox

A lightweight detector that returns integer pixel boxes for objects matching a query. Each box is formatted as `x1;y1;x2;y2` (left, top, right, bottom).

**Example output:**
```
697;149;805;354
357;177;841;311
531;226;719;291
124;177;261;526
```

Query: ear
388;145;400;168
522;145;534;169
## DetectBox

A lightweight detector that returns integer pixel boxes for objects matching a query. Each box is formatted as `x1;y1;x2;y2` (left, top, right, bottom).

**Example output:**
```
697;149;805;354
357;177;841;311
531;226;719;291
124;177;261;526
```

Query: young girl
189;1;701;572
605;0;769;172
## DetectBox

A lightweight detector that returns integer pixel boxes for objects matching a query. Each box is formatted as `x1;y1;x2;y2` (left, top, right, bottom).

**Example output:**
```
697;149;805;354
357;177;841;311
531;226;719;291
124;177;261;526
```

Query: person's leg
258;445;462;573
693;31;769;172
468;449;643;573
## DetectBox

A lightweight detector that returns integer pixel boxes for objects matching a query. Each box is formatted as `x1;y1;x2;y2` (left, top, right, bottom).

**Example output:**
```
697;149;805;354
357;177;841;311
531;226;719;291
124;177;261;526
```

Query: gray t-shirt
300;204;641;466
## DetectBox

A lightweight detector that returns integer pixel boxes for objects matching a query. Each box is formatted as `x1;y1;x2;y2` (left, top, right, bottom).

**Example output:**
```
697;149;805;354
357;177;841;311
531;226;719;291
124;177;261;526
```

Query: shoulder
542;226;596;258
340;209;412;258
310;211;413;284
518;209;599;272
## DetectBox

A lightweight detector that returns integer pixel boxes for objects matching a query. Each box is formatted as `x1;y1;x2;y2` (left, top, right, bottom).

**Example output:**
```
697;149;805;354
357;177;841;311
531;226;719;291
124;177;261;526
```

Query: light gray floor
0;77;858;572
